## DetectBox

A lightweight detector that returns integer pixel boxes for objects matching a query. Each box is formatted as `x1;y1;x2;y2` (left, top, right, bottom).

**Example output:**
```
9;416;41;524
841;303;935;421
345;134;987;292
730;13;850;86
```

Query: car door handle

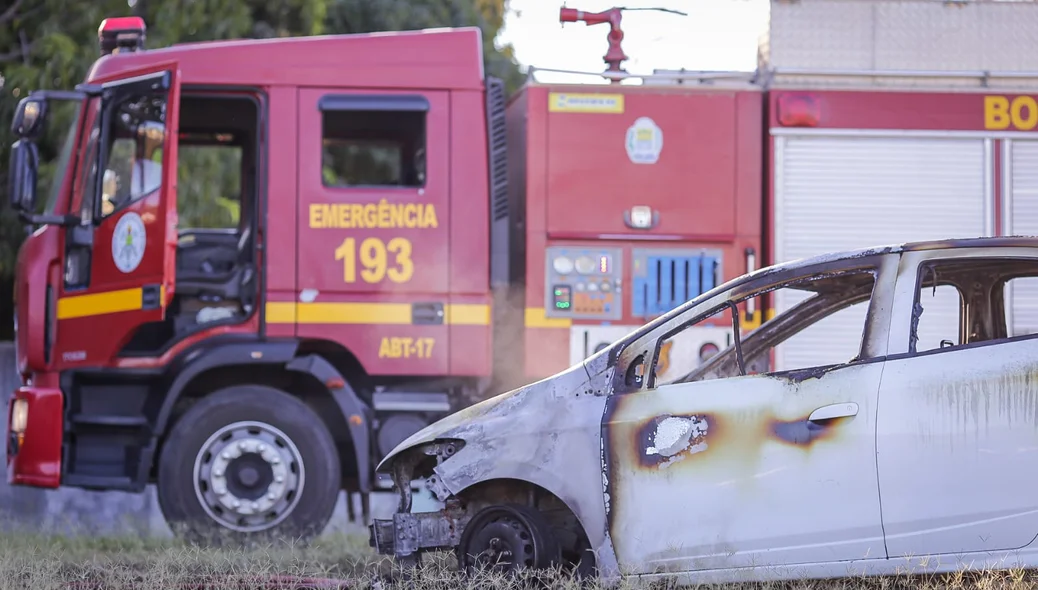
808;402;859;423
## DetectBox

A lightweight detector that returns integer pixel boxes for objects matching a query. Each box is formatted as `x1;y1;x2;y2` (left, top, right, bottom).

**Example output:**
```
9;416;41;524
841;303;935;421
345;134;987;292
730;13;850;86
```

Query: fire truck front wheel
156;384;341;545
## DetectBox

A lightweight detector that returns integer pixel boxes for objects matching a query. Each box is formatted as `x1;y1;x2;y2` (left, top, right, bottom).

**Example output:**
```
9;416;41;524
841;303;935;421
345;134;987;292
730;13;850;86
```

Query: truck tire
156;384;341;545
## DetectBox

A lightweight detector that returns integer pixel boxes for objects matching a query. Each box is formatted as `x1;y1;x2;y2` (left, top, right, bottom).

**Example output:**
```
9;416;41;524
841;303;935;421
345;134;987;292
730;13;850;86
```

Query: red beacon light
777;93;821;127
98;16;146;57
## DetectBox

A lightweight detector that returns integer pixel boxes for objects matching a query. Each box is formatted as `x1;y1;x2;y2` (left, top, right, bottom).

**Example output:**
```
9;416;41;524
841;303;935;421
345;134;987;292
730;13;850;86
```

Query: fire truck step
69;414;150;429
63;474;136;491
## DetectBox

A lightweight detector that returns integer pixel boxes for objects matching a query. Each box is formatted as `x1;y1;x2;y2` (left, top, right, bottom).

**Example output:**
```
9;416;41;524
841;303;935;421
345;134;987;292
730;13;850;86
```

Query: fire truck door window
36;99;83;218
76;102;102;224
97;96;167;219
321;107;426;188
176;142;242;230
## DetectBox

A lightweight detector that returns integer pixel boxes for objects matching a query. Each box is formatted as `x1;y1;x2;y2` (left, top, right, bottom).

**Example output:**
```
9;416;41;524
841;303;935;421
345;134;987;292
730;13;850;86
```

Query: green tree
0;0;522;339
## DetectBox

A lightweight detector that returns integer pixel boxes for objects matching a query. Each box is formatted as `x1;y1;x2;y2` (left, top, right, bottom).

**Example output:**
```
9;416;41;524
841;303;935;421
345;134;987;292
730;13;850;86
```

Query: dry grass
2;531;1038;590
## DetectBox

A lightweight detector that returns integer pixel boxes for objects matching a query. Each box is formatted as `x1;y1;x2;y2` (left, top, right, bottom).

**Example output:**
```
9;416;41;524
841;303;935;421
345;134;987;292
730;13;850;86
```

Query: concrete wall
0;341;414;538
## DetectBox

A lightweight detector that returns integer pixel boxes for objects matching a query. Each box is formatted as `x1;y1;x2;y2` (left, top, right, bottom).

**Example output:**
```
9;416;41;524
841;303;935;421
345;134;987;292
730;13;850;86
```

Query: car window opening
650;268;878;388
911;257;1038;354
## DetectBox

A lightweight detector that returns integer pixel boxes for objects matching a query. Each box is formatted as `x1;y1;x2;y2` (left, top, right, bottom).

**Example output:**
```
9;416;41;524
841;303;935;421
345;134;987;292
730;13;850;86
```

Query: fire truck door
55;66;182;367
295;89;451;375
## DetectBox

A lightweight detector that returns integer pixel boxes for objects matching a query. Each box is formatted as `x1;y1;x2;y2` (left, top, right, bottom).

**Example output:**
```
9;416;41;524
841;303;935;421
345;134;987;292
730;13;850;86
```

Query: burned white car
370;237;1038;584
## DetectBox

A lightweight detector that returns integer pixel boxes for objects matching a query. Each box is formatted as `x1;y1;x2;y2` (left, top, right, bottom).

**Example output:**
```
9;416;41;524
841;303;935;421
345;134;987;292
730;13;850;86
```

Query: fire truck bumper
6;385;64;488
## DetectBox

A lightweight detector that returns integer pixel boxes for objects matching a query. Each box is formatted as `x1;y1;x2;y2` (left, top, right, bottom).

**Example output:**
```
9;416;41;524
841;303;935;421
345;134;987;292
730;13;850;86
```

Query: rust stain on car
637;413;716;469
627;407;853;469
769;415;851;447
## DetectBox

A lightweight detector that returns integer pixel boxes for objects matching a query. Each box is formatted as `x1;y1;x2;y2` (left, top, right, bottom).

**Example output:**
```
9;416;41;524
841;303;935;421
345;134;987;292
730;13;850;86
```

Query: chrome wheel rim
192;420;305;533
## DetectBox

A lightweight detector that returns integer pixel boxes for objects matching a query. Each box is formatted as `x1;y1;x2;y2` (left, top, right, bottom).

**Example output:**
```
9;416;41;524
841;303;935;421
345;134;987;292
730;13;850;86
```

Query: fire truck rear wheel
156;384;341;545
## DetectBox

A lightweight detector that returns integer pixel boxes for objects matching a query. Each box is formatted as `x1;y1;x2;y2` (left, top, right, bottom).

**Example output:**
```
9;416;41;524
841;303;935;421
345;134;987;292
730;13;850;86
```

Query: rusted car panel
371;237;1038;584
875;246;1038;559
373;362;622;575
603;362;885;573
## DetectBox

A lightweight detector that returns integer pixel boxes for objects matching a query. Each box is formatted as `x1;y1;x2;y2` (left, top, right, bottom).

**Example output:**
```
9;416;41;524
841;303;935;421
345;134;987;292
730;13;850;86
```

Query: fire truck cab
5;18;502;541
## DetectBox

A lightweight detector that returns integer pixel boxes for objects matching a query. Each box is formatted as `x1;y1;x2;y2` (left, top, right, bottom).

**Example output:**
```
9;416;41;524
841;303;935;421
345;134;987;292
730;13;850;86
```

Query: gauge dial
553;256;574;274
574;256;596;274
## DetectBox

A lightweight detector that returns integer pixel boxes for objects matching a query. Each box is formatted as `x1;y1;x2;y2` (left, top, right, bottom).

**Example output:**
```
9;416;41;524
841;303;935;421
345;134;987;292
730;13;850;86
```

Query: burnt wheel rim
463;512;540;573
192;420;305;533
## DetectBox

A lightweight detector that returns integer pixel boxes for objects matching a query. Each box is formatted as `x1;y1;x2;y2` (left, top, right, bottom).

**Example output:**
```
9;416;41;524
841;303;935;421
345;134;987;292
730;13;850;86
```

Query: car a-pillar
151;341;372;544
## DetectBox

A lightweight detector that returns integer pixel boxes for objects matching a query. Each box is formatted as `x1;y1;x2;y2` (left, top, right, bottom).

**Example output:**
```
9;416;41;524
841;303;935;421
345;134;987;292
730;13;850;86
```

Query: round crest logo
112;211;147;273
625;116;664;164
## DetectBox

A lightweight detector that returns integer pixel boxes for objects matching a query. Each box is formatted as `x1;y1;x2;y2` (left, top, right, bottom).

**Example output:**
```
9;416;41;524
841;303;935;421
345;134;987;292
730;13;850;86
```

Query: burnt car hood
376;360;596;472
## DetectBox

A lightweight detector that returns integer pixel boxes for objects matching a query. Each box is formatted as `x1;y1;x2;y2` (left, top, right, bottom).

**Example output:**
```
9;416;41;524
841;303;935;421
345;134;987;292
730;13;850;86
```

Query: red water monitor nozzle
559;5;687;80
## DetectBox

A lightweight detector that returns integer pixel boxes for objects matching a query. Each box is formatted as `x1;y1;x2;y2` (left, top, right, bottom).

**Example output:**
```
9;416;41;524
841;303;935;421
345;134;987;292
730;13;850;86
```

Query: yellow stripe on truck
524;307;571;329
297;302;412;324
265;301;297;324
445;304;491;326
57;287;145;320
265;302;492;326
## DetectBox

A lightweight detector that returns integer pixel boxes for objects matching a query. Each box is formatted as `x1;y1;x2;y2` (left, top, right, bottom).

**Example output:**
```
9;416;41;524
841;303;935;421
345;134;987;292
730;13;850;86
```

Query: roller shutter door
1007;140;1038;337
773;135;989;371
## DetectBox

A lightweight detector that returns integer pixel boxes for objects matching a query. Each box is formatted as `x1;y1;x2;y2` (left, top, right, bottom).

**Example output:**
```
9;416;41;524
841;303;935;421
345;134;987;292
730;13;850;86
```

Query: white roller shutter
1007;140;1038;337
773;135;989;371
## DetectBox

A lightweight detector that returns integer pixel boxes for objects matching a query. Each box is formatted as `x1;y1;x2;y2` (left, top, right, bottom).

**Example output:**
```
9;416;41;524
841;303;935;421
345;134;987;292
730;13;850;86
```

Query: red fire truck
8;0;1038;542
3;9;760;542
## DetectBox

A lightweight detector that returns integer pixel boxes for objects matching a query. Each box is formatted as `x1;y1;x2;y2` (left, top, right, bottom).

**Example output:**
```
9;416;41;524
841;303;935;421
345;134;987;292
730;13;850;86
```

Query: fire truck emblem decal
625;116;663;164
112;211;147;273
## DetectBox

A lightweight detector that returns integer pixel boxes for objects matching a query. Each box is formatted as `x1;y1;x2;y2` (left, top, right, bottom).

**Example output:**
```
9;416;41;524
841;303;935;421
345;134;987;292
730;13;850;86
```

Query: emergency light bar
99;16;146;56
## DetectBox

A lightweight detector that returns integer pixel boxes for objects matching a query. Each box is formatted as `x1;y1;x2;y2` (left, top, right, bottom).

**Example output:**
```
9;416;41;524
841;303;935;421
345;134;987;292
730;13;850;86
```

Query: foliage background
0;0;525;340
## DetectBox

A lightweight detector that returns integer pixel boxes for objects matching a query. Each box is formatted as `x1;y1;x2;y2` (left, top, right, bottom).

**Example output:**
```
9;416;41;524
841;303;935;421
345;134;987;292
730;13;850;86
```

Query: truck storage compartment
542;86;747;239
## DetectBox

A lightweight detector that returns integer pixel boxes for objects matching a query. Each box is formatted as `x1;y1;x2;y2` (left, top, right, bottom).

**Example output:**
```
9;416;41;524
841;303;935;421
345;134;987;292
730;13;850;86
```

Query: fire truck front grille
632;252;720;318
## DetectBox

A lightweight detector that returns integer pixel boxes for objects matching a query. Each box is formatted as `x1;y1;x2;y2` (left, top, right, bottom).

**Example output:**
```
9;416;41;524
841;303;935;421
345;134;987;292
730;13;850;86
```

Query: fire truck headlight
10;399;28;434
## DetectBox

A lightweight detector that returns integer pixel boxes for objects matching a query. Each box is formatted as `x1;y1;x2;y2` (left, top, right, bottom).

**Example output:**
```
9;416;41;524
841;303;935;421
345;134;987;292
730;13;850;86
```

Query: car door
876;248;1038;559
602;258;896;576
54;65;181;367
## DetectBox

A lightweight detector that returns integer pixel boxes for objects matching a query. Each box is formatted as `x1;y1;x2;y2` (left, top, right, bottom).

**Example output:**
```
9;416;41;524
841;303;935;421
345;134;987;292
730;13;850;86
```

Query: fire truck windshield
34;99;83;217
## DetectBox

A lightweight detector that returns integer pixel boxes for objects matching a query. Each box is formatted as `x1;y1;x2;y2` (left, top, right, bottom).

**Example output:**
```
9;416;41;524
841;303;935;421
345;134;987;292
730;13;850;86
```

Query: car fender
435;449;620;577
380;361;618;575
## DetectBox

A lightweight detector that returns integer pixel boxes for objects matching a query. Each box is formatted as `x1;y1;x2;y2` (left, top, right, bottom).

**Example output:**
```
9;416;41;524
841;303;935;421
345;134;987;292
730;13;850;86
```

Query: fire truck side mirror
7;140;39;213
11;96;46;140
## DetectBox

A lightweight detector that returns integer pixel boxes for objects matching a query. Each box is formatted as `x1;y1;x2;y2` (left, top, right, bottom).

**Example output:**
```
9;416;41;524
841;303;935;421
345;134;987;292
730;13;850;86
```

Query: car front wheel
457;504;562;575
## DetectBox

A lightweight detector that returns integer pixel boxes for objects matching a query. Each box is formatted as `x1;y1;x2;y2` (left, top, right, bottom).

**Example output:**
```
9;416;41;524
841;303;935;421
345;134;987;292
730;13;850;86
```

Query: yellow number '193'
335;237;414;284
